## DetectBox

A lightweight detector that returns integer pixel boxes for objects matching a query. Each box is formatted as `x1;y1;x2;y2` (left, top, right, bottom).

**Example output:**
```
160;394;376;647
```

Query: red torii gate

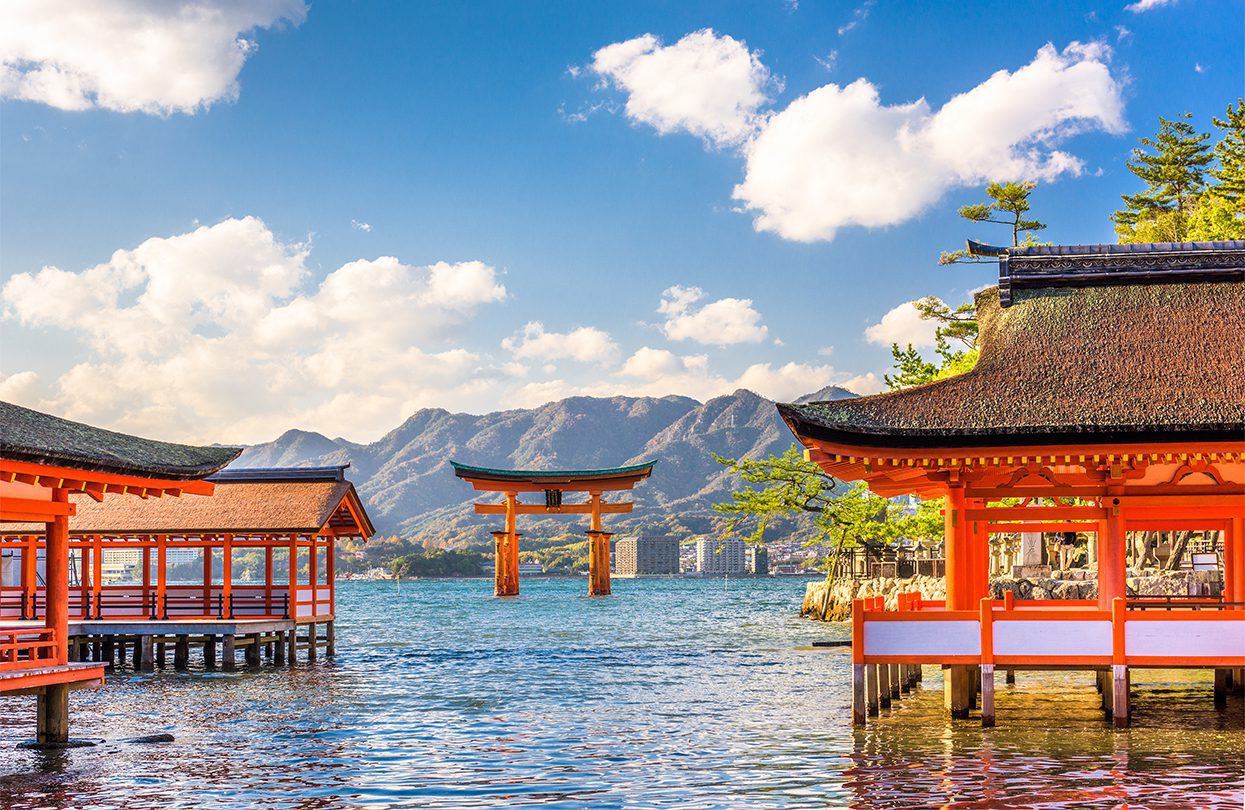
451;461;656;597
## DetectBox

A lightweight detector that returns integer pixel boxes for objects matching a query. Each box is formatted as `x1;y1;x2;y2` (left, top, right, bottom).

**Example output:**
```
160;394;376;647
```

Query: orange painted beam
472;502;633;515
0;459;213;496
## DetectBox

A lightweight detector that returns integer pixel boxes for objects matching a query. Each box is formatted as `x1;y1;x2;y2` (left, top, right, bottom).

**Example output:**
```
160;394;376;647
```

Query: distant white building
697;538;746;575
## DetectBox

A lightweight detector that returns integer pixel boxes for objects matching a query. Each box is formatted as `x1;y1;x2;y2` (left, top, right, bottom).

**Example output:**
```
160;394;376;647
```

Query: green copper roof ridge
450;460;657;478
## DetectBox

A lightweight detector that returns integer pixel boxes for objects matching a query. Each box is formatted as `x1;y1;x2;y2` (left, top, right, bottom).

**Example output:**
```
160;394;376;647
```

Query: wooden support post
245;633;261;667
286;626;297;665
1006;669;1016;684
116;638;126;667
222;634;236;671
174;635;189;670
276;630;288;666
866;662;880;716
326;620;336;656
139;635;154;672
156;641;166;669
1113;666;1130;727
204;634;217;668
889;664;901;699
944;666;971;719
852;664;867;726
1214;668;1229;709
980;665;996;727
306;622;317;662
102;636;114;665
878;665;891;709
900;663;912;694
37;683;70;747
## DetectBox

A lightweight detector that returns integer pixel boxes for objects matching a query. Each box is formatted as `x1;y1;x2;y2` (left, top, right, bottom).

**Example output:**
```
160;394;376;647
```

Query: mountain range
231;385;857;547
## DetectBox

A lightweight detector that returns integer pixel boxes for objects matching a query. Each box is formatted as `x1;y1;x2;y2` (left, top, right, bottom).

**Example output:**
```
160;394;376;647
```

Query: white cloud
0;1;307;115
351;219;372;232
837;0;875;36
1194;63;1206;74
815;50;839;72
587;31;1125;244
864;302;939;348
1114;25;1133;41
1125;0;1175;12
0;371;41;407
658;285;768;345
734;42;1125;241
2;216;507;442
589;29;775;148
501;322;619;365
533;346;872;404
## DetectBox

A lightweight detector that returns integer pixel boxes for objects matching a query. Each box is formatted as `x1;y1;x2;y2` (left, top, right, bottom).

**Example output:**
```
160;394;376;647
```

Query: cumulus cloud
589;28;775;148
1125;0;1175;11
351;219;372;232
501;322;619;365
588;31;1125;243
864;302;939;348
658;285;768;345
2;216;507;442
531;346;877;403
734;42;1125;241
0;0;307;114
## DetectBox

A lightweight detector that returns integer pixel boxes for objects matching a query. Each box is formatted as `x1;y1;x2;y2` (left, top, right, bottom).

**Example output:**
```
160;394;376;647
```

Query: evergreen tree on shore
1113;112;1214;242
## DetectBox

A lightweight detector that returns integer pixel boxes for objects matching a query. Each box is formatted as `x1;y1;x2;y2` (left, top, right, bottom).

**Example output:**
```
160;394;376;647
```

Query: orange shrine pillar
46;490;69;665
943;485;972;719
223;534;234;618
969;499;990;601
586;530;612;596
156;535;167;619
38;488;71;745
22;535;37;617
491;529;521;597
1097;496;1126;611
91;534;103;619
1228;516;1244;607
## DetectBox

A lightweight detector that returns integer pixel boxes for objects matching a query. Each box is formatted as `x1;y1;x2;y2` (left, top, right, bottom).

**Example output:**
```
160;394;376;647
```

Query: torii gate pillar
586;530;612;596
491;528;521;597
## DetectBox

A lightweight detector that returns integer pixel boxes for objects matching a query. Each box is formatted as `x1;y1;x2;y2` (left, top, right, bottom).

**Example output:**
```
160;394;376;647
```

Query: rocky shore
801;569;1224;622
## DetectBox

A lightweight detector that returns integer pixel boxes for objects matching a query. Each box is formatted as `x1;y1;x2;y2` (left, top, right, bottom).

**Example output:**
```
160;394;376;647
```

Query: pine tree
939;181;1046;264
1209;99;1245;205
1113;112;1213;242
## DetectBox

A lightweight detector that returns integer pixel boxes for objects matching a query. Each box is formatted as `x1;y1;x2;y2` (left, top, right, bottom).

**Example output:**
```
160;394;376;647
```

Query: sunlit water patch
1;579;1241;808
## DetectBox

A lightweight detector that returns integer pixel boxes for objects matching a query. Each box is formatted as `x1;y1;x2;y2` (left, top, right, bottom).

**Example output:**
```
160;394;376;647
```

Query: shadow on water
0;579;1241;808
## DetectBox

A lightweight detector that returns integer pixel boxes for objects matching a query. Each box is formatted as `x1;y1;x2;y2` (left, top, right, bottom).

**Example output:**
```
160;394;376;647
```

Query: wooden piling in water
139;635;154;672
245;634;261;667
980;665;995;727
1112;666;1130;728
174;635;189;670
326;621;336;656
852;664;866;726
306;622;317;662
1214;668;1229;709
866;663;880;716
222;634;236;672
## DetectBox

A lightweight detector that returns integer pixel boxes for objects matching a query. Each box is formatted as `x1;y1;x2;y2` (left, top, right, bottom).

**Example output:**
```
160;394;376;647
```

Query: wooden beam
473;502;633;515
967;506;1107;522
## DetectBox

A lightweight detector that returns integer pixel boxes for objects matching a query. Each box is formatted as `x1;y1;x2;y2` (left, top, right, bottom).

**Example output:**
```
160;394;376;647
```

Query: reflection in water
0;579;1241;808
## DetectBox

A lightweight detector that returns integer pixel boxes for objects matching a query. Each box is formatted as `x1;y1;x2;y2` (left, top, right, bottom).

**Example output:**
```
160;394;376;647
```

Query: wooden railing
0;627;58;672
854;595;1245;668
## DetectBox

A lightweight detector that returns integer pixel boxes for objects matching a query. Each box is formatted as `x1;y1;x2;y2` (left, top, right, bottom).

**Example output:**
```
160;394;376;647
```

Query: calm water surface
1;579;1241;808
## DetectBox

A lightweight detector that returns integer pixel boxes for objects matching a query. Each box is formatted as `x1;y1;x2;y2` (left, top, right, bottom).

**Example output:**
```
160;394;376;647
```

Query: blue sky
1;0;1241;443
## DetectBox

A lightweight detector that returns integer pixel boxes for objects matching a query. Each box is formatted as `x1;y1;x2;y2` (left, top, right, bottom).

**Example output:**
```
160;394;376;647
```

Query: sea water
0;578;1241;808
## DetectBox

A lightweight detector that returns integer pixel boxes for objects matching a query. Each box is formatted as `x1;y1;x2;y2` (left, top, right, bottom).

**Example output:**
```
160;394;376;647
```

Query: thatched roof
780;250;1245;448
1;468;374;537
0;401;240;480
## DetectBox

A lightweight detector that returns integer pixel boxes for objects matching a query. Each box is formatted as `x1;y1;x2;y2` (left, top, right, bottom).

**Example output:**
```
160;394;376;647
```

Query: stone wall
801;569;1224;622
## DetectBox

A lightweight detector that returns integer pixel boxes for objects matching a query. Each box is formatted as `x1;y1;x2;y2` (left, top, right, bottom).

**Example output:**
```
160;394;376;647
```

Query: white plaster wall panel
994;620;1112;657
863;620;981;657
1126;620;1245;658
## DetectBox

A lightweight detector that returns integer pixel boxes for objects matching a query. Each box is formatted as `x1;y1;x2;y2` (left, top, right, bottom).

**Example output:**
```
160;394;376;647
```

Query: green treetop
1113;112;1214;242
939;181;1047;265
1210;99;1245;205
